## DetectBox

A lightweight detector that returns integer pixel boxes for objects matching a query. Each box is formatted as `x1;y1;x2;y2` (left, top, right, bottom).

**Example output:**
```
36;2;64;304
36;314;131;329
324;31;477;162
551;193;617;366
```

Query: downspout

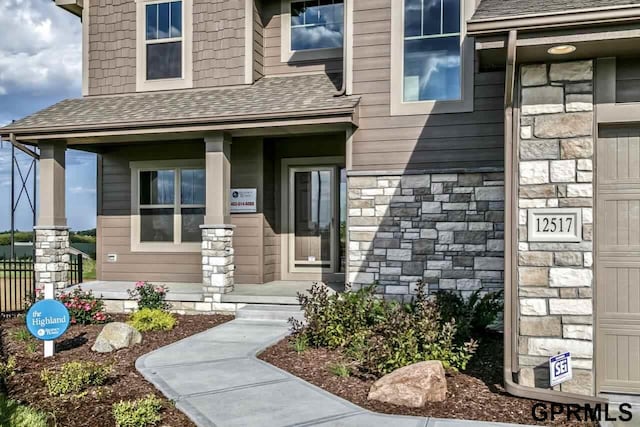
502;30;605;405
335;0;349;96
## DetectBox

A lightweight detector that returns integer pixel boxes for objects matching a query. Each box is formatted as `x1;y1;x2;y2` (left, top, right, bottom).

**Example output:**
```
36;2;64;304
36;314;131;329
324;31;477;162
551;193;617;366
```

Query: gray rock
92;322;142;353
368;361;447;407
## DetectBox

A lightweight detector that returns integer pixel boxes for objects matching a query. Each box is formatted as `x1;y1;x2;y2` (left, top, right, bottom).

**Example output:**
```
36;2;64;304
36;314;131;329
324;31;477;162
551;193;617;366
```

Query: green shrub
129;308;176;332
435;290;503;342
328;362;351;378
290;334;308;353
112;394;163;427
291;281;477;376
41;361;111;396
0;394;48;427
128;282;171;311
0;356;16;380
12;328;31;342
58;287;110;325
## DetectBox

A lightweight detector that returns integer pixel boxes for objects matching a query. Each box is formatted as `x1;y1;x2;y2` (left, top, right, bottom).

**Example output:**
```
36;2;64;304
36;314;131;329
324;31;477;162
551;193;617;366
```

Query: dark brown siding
351;0;505;171
97;138;266;284
616;57;640;103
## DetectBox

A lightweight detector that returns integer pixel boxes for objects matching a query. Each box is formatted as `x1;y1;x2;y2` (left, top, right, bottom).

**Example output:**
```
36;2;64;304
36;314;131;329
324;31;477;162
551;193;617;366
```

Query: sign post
26;288;70;358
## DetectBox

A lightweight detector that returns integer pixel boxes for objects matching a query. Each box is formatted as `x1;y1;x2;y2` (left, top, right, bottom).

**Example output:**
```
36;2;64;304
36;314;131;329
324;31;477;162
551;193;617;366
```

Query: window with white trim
136;0;192;91
145;1;183;80
131;161;205;251
403;0;461;102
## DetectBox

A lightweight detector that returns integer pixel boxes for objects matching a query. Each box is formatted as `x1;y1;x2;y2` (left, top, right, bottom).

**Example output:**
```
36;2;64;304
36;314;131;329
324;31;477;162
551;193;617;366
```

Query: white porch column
35;141;70;295
201;133;234;303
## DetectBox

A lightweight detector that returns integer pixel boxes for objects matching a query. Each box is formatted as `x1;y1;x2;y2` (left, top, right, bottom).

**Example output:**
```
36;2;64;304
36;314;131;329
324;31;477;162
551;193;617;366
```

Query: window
145;1;183;80
390;0;473;115
291;0;344;51
403;0;460;102
280;0;344;62
131;161;204;252
136;0;192;91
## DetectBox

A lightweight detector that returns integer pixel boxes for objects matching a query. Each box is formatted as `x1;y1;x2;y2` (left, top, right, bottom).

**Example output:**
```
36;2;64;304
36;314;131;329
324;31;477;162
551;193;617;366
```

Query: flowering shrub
58;288;110;325
128;282;171;311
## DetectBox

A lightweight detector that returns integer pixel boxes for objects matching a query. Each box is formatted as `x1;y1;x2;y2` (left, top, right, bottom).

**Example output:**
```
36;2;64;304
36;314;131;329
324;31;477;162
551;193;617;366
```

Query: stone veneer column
201;225;235;303
348;172;505;301
517;60;594;395
35;142;70;295
34;227;70;294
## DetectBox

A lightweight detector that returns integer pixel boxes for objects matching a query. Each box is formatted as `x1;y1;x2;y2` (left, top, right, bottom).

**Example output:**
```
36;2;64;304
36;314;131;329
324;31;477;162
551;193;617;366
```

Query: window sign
527;208;582;243
231;189;257;213
549;352;572;387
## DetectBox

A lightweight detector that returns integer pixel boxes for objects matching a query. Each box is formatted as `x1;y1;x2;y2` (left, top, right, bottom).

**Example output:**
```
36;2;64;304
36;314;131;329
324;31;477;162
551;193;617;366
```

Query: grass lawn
1;313;233;427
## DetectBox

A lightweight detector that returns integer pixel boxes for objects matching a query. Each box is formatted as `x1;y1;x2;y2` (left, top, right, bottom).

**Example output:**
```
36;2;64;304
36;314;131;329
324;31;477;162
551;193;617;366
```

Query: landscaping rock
92;322;142;353
367;361;447;407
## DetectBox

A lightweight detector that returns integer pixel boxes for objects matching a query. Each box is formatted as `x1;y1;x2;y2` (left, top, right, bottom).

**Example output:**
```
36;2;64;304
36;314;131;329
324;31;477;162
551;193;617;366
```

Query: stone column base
201;224;235;303
34;226;70;293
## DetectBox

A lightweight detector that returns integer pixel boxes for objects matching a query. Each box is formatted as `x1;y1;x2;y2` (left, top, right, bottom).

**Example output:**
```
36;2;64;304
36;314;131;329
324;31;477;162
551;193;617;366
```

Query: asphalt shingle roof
2;74;359;134
472;0;640;21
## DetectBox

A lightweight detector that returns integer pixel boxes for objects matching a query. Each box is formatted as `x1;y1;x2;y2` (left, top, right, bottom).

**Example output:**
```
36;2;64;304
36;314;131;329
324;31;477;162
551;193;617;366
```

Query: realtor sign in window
527;208;582;243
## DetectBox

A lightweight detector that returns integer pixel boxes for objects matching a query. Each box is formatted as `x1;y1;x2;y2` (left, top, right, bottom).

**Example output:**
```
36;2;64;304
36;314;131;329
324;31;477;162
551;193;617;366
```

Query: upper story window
145;1;182;80
136;0;193;92
390;0;474;115
281;0;343;62
290;0;344;51
403;0;461;102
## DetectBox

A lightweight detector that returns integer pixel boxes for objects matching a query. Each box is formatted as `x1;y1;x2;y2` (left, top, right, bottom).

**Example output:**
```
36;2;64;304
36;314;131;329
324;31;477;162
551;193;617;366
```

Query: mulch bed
259;332;597;427
0;313;232;427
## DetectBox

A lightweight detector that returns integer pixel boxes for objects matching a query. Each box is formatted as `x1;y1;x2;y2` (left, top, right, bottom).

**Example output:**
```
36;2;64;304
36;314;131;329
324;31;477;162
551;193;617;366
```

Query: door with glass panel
288;166;337;273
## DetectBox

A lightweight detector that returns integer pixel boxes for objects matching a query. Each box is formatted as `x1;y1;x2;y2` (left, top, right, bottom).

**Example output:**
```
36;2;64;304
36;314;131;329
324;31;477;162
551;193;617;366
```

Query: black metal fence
0;254;84;317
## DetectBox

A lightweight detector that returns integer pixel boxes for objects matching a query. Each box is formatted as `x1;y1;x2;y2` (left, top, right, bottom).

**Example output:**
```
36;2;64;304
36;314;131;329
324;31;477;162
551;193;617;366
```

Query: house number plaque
527;208;582;243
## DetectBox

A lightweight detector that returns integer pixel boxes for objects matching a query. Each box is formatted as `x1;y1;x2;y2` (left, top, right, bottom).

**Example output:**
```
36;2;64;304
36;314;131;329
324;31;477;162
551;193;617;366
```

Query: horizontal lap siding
98;142;204;283
262;0;342;76
351;0;505;172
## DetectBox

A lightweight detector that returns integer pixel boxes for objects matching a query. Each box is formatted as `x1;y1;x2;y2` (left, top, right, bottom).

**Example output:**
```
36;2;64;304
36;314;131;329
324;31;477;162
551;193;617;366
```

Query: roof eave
468;5;640;35
54;0;83;18
0;105;360;141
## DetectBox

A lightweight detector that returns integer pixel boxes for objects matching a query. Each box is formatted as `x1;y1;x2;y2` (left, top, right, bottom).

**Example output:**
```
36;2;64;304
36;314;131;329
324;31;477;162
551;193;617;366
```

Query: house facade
4;0;640;402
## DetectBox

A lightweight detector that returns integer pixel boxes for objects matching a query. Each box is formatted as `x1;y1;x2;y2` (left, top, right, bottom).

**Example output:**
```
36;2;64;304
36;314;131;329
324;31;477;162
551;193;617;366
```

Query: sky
0;0;96;231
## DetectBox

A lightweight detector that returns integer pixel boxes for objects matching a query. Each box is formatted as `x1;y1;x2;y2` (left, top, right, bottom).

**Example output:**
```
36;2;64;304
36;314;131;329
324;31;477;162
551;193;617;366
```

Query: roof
1;74;359;136
472;0;640;21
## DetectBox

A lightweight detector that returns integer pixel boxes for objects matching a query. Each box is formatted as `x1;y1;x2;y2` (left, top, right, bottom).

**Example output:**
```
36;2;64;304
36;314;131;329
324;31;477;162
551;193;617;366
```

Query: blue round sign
26;299;70;341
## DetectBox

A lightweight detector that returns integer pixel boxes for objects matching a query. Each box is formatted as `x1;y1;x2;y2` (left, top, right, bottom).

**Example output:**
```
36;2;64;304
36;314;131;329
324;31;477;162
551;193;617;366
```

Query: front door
288;166;337;275
596;126;640;394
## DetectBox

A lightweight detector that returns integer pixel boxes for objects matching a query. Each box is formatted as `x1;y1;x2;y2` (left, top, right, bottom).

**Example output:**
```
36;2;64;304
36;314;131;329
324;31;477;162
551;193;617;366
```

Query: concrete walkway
136;318;530;427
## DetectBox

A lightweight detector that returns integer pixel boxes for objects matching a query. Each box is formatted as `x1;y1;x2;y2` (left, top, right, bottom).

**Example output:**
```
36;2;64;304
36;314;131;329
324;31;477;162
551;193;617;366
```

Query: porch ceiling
0;74;360;142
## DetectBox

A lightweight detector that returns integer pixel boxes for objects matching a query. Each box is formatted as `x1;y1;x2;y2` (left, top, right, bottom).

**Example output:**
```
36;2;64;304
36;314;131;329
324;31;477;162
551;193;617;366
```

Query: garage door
597;127;640;394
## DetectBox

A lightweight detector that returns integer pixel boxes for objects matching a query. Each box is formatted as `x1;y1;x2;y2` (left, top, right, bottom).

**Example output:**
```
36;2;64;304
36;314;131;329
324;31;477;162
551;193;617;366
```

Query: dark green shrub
112;395;163;427
435;290;503;342
129;309;176;332
291;281;477;376
41;361;111;396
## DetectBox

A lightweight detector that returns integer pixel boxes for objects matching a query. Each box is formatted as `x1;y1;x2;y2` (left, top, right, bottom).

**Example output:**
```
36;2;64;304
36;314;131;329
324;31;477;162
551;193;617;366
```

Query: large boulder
91;322;142;353
367;361;447;407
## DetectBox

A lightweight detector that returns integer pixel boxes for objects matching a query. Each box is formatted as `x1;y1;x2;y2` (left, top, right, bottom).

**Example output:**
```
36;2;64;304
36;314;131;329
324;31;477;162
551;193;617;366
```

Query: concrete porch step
236;304;304;323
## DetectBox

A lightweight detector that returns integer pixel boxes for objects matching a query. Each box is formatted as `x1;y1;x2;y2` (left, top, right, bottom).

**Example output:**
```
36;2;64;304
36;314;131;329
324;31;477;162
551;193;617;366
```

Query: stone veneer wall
517;60;595;395
348;173;505;301
34;227;70;292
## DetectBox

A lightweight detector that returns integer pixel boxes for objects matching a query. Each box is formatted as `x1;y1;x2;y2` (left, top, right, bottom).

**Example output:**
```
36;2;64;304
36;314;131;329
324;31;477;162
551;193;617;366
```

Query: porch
70;280;341;314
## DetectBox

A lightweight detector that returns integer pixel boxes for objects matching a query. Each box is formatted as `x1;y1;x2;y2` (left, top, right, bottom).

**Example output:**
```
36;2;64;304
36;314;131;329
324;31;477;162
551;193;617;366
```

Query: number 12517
535;216;573;233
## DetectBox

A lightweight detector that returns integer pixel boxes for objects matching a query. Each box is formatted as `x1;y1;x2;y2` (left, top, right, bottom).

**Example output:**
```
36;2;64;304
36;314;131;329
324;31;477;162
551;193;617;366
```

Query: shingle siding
193;0;247;88
88;0;137;96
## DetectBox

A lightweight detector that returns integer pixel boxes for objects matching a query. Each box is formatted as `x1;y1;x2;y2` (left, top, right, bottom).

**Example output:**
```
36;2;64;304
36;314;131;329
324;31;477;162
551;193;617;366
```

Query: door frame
280;156;344;281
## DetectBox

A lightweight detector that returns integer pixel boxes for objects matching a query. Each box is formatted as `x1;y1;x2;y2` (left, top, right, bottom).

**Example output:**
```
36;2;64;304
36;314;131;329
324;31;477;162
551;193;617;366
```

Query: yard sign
25;290;70;358
549;352;573;387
